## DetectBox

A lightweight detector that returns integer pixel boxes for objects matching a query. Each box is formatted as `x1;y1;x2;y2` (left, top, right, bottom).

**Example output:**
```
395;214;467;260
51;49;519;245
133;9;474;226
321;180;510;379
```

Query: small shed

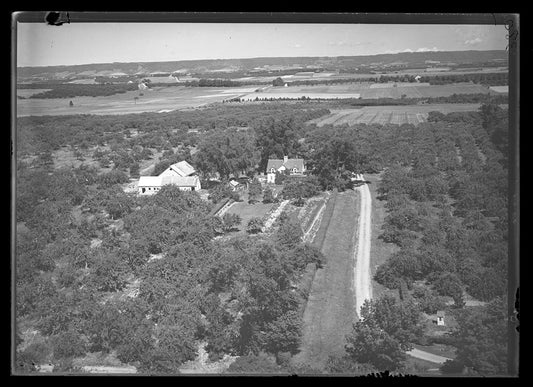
436;311;445;326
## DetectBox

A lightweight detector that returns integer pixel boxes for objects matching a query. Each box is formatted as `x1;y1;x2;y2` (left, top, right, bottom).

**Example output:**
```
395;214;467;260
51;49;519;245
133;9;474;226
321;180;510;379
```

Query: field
307;103;484;126
239;83;496;102
293;189;359;369
16;85;261;117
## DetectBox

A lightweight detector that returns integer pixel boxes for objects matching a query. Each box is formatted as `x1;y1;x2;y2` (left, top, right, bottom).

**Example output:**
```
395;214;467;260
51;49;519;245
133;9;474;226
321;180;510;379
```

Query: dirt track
354;183;372;318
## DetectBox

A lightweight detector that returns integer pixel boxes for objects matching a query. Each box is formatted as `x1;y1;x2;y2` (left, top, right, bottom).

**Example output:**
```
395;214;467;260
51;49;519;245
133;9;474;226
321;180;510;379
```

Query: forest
15;100;510;375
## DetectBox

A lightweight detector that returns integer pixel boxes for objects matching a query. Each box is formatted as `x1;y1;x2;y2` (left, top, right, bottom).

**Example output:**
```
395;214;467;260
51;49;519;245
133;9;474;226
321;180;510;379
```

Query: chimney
283;155;288;163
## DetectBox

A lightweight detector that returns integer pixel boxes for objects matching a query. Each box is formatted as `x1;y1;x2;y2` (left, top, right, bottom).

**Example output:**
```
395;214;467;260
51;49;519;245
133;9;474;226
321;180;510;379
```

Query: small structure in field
436;311;445;326
351;173;365;182
266;156;305;184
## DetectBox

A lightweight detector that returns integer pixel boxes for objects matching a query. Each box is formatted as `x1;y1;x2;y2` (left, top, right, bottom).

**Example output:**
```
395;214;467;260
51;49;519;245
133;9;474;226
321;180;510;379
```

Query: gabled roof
162;160;196;177
267;158;305;172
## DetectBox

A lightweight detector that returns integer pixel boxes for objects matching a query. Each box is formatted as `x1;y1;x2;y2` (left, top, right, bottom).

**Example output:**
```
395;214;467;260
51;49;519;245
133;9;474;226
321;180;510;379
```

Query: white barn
138;175;201;195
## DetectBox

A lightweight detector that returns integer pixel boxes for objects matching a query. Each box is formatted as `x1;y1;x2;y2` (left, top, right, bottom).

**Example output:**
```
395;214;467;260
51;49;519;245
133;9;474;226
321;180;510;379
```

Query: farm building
436;311;445;326
159;160;196;178
266;156;306;184
138;160;200;195
351;173;365;182
138;175;201;195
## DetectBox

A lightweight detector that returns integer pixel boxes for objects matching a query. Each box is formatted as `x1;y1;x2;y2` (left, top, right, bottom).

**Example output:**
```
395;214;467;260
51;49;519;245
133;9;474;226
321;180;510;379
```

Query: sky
16;22;508;67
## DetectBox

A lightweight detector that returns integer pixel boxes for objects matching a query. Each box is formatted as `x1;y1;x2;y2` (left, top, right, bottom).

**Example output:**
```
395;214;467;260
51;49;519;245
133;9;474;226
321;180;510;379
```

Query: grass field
224;192;277;234
293;189;359;369
239;83;496;102
16;85;262;117
308;103;484;127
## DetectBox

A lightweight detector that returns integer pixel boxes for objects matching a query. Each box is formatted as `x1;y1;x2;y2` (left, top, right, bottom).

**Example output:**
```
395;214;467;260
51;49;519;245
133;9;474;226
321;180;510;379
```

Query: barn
138;175;201;195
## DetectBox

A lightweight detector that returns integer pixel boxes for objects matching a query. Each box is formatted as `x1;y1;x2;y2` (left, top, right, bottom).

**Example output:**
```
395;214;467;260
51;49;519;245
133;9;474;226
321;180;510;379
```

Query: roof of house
266;158;305;172
138;175;199;187
437;311;445;317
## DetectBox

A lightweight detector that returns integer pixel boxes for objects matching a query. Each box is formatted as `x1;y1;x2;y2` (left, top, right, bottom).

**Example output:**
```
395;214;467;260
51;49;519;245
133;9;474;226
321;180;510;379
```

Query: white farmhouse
266;156;306;184
158;160;196;178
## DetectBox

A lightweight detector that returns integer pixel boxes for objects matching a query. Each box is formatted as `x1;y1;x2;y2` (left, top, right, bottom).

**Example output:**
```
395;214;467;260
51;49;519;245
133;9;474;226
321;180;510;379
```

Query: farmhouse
266;156;306;183
138;175;201;195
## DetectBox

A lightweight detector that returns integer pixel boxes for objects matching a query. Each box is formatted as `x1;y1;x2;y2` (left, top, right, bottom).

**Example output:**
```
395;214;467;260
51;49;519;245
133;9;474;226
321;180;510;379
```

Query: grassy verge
293;189;359;369
364;173;399;300
310;190;338;252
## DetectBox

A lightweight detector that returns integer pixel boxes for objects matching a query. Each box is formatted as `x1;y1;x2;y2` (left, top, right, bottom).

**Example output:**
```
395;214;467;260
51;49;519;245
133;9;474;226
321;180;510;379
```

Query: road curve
354;183;372;318
406;348;452;364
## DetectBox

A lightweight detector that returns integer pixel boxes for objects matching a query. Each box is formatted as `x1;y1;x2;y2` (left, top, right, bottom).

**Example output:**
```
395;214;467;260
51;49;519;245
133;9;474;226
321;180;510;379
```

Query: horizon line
17;49;507;69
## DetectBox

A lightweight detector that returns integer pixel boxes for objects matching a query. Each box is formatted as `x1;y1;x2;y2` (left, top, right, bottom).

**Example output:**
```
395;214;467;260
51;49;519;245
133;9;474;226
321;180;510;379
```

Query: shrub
51;330;87;359
246;217;264;234
440;359;465;374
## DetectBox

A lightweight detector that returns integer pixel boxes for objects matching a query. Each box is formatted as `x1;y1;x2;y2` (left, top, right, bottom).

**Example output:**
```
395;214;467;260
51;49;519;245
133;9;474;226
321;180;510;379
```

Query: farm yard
307;103;486;126
16;85;262;117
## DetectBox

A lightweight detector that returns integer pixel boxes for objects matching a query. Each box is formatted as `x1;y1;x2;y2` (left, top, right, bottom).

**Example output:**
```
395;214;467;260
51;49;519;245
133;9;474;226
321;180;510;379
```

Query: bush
51;330;87;359
440;359;465;374
262;187;276;204
97;169;129;188
247;217;263;234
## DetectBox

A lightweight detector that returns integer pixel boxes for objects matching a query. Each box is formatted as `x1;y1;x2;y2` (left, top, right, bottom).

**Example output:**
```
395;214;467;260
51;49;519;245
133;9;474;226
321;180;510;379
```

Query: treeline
18;83;139;99
16;104;329;158
418;72;507;86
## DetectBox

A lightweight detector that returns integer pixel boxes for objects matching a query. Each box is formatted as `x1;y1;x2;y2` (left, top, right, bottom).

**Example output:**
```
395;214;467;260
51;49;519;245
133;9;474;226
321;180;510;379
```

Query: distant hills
17;50;508;79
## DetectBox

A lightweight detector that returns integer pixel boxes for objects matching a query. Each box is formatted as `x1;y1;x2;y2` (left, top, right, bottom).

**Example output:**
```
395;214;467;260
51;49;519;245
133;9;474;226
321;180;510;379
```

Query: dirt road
406;348;452;364
354;183;372;318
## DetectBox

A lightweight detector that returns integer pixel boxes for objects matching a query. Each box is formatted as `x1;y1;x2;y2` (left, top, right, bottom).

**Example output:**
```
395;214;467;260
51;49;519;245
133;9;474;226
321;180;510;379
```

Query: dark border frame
11;12;519;378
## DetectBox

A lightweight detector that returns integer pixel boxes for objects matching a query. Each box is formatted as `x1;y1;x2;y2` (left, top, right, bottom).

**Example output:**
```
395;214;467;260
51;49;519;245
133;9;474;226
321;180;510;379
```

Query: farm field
293;189;359;370
239;83;498;101
307;103;485;127
16;85;261;117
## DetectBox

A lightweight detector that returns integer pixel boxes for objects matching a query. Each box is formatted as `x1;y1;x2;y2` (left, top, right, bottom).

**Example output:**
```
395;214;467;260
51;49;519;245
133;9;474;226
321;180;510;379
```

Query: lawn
224;191;277;234
293;189;359;370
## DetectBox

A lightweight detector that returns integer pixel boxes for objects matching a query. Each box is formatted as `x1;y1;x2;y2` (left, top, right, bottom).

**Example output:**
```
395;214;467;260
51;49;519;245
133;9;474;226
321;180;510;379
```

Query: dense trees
345;296;422;371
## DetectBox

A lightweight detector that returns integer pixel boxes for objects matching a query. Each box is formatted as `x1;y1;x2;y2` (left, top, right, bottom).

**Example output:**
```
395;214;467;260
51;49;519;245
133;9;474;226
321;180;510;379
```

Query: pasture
16;85;261;117
307;103;484;126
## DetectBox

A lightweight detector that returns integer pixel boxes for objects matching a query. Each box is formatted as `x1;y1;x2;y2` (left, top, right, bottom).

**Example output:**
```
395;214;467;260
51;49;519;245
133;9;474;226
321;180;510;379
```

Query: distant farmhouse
138;160;201;195
266;156;305;183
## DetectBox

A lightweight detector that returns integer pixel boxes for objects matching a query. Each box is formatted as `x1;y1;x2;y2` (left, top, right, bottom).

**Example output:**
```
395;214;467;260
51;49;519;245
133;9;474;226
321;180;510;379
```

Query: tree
222;213;242;232
450;297;508;375
226;353;282;374
51;329;87;359
247;217;263;234
248;179;262;204
262;187;276;203
432;272;464;306
345;296;422;371
69;100;74;107
272;77;285;87
262;310;302;354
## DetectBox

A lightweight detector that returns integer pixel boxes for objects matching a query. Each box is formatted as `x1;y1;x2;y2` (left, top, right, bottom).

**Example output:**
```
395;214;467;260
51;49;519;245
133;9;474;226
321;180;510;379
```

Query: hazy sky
16;22;508;67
